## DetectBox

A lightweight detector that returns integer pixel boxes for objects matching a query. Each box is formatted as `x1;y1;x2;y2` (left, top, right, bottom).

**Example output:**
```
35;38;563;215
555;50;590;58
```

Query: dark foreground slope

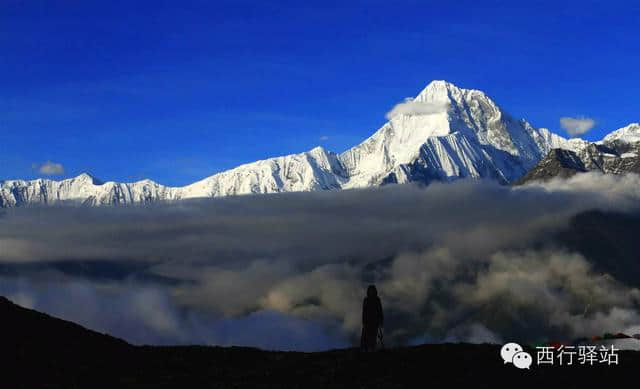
1;296;639;389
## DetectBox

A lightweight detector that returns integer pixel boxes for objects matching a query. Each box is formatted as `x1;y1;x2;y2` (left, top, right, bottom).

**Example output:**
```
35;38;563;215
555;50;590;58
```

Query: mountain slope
2;81;630;207
3;296;638;388
179;146;347;197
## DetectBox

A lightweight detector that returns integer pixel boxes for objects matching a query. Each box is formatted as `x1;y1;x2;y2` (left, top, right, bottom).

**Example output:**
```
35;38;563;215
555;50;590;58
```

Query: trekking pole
378;327;385;350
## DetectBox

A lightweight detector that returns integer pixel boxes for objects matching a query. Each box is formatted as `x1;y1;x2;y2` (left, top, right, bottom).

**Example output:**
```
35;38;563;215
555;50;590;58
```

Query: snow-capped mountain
1;81;635;207
339;81;572;186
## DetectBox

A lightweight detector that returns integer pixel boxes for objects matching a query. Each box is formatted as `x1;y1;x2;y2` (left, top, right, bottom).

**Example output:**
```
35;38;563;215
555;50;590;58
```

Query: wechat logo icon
501;342;532;369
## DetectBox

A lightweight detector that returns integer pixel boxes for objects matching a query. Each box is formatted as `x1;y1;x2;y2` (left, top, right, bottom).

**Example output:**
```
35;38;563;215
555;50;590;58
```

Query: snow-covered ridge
602;123;640;144
0;173;181;207
1;81;637;207
178;146;346;198
0;148;346;206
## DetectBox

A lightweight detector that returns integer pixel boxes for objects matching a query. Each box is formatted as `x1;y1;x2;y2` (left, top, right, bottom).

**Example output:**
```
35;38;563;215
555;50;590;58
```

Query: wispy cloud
385;98;449;120
319;135;329;141
34;161;65;175
560;116;596;137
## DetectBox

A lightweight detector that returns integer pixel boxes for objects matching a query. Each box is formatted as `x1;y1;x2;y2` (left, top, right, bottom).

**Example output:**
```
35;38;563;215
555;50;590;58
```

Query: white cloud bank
2;172;640;350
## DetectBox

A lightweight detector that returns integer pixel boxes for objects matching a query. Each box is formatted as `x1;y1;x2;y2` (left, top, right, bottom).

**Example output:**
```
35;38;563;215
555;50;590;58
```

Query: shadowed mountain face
518;134;640;185
553;210;640;288
2;296;639;388
515;149;588;184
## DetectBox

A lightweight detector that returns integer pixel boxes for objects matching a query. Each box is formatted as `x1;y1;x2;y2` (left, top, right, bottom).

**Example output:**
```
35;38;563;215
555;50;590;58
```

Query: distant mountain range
1;81;638;207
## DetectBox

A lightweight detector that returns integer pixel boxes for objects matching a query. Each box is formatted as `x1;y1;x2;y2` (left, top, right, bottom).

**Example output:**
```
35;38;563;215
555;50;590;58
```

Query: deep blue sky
2;0;639;185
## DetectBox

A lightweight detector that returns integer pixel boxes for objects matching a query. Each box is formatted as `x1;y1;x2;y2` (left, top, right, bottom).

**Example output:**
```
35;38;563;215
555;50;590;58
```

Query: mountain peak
425;80;460;89
418;80;461;99
73;173;102;185
415;80;486;104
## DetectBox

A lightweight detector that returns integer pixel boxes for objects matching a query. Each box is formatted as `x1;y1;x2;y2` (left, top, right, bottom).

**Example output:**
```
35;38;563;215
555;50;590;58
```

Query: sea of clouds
2;172;640;351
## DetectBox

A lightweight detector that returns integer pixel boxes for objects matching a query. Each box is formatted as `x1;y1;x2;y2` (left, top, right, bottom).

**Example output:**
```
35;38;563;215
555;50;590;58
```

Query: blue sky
2;0;639;186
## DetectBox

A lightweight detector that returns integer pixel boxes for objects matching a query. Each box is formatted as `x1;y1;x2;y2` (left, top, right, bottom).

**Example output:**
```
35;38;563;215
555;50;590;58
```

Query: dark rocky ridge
515;148;588;184
1;296;639;388
517;140;640;184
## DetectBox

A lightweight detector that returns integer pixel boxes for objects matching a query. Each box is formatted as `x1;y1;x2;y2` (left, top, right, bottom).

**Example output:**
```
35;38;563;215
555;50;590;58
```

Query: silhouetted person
361;284;383;351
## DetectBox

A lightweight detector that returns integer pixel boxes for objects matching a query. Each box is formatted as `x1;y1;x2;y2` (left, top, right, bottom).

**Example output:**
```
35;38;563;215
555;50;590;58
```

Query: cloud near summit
385;98;449;120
